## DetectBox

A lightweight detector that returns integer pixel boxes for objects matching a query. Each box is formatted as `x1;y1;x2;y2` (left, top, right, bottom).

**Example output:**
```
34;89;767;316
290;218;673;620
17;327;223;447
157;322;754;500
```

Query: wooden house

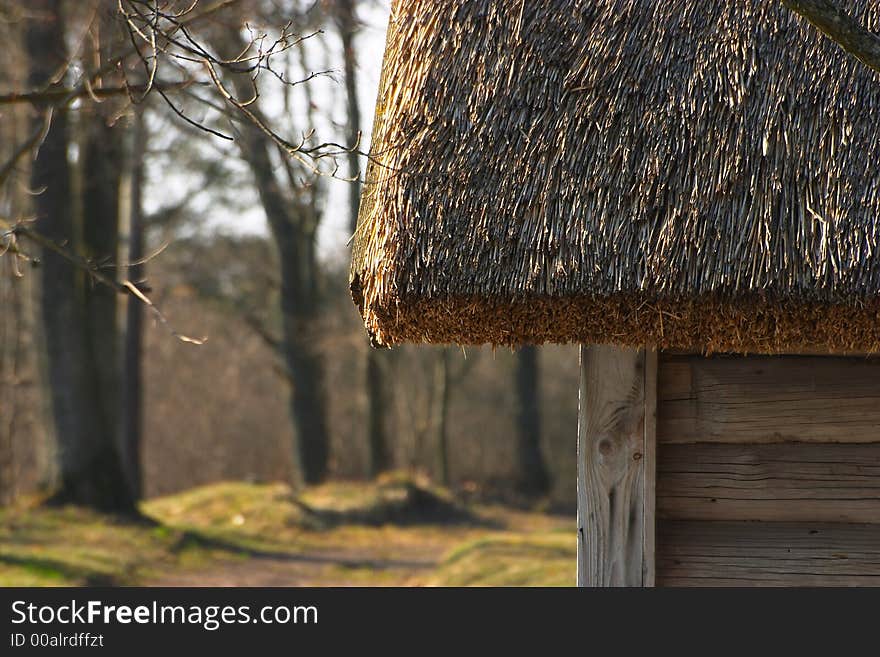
350;1;880;586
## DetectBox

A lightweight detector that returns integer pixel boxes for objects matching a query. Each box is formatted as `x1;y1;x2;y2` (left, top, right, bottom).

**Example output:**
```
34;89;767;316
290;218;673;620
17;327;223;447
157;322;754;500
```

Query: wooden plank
658;443;880;523
658;354;880;444
657;520;880;586
577;344;652;587
642;349;658;587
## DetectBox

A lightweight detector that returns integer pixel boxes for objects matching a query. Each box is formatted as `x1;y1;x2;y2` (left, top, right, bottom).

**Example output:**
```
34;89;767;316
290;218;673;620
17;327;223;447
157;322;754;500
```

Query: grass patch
422;534;575;587
144;474;482;533
0;505;178;586
0;479;573;587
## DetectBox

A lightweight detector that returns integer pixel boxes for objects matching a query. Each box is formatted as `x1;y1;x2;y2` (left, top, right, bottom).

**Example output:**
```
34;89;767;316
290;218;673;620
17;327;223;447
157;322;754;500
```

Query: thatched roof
351;1;880;352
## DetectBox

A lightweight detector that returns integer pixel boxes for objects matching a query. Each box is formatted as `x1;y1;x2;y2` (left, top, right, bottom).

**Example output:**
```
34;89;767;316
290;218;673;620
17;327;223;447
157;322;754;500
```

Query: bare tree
79;4;133;504
25;0;135;512
334;0;390;477
427;347;479;487
201;19;332;485
2;0;343;505
430;348;451;486
120;104;148;499
515;346;549;496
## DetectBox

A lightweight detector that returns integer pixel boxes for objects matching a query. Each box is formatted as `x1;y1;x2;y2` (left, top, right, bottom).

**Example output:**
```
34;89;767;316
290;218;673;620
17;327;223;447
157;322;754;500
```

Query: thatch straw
351;1;880;351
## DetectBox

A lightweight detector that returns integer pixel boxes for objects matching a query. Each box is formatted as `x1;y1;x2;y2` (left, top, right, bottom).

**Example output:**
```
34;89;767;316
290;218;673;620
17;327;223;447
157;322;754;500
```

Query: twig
0;109;52;187
0;81;196;106
0;218;205;346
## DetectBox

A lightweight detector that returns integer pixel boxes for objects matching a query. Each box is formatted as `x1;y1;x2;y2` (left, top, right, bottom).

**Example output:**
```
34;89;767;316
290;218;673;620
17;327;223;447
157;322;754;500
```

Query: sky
318;2;391;262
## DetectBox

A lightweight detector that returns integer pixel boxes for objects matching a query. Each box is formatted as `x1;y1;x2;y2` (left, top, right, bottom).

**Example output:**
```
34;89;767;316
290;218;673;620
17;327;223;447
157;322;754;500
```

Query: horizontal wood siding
658;443;880;523
656;354;880;586
659;355;880;444
657;521;880;586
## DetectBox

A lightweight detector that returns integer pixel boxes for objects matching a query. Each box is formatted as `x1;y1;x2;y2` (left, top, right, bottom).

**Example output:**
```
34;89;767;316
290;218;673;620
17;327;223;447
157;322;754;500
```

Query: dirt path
147;546;441;587
146;506;573;587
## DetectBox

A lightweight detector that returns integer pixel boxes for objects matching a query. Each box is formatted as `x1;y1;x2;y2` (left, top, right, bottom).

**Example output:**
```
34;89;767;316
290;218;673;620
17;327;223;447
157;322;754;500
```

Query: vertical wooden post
577;345;657;587
642;348;657;586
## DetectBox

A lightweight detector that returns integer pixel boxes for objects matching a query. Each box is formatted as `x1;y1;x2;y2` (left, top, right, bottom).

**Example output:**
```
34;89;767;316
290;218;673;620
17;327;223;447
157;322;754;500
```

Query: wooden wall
655;354;880;586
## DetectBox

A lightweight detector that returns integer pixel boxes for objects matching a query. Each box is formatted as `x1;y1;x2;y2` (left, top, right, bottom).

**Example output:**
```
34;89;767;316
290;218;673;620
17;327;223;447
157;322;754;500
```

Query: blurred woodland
0;0;579;520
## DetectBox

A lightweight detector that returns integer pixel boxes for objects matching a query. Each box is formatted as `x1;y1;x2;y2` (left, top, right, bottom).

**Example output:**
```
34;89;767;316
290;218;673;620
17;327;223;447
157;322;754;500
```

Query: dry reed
351;1;880;351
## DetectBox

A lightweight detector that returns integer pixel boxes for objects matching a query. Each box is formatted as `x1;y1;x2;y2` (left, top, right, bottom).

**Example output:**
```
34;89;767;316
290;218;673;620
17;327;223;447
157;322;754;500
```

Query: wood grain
658;355;880;444
642;349;658;587
657;443;880;523
657;520;880;586
577;345;653;587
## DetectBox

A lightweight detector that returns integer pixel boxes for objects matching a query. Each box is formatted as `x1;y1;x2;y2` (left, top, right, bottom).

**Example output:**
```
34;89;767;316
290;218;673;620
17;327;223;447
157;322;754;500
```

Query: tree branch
242;313;283;353
782;0;880;74
0;110;52;187
0;81;195;106
0;218;204;346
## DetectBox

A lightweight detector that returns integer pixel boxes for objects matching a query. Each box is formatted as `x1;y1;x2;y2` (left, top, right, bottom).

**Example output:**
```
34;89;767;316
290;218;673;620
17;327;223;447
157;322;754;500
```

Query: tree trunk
365;351;390;475
275;217;329;485
78;6;134;512
121;106;146;499
27;0;82;498
515;346;550;495
79;107;130;506
207;26;331;485
27;1;134;512
336;0;390;477
431;348;451;487
0;254;24;504
0;21;28;504
81;101;121;471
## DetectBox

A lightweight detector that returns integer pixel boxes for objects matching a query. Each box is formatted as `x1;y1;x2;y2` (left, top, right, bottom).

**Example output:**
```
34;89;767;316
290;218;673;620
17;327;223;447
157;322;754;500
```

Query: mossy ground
0;477;574;587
